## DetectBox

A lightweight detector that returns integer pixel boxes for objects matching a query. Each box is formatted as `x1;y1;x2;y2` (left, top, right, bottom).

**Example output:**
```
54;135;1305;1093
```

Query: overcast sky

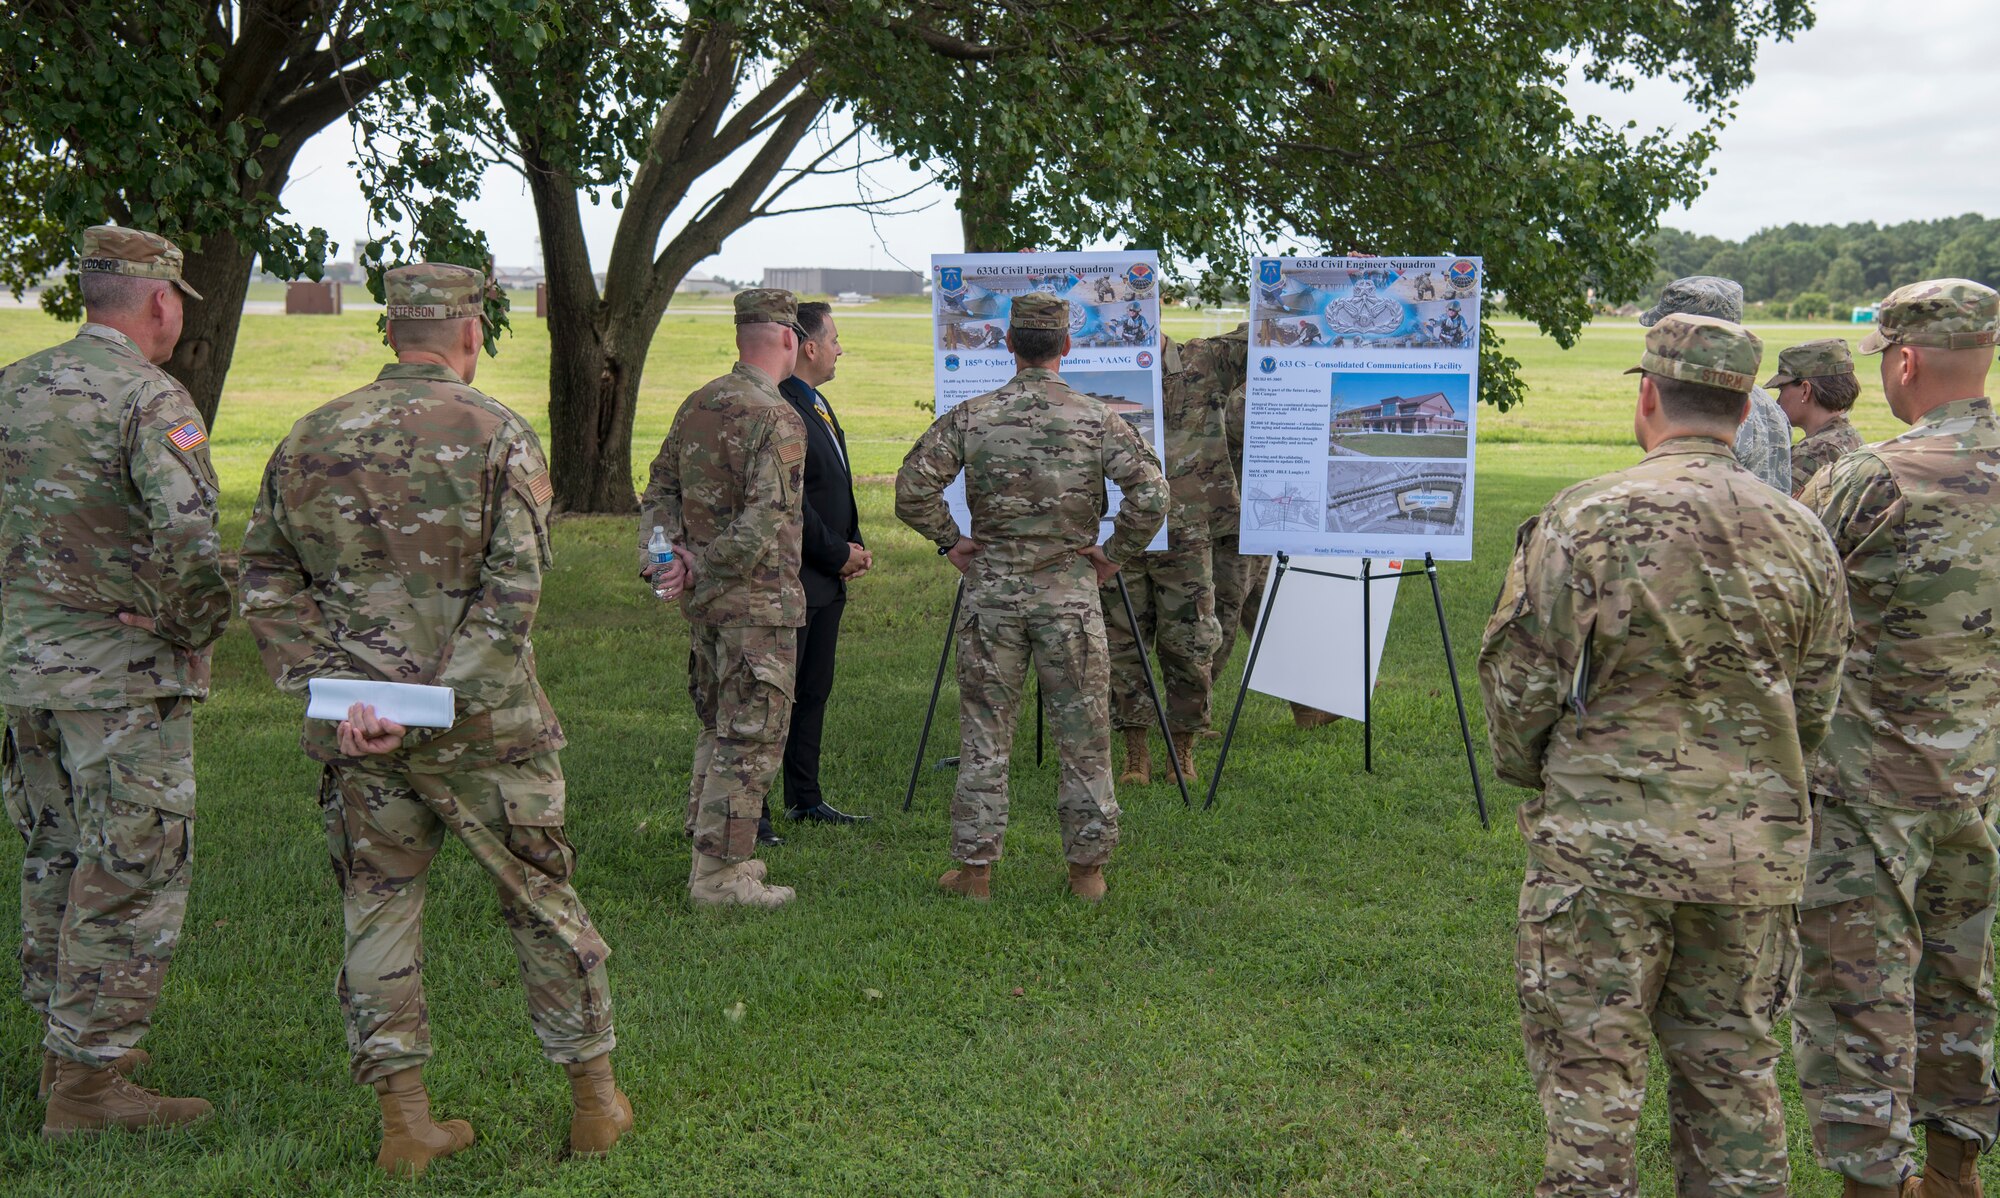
278;0;1999;280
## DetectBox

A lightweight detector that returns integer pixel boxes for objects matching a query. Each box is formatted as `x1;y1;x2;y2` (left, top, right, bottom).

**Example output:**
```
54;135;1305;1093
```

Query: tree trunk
545;308;654;514
526;144;650;514
166;234;258;427
958;168;1014;254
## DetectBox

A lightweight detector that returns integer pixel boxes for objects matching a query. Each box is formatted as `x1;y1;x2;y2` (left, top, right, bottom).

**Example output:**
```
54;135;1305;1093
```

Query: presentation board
1239;255;1482;560
930;251;1169;549
1242;556;1401;721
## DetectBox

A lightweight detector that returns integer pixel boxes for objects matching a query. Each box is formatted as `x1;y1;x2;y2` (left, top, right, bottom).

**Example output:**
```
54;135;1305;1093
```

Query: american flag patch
527;471;553;506
777;439;805;465
166;421;207;452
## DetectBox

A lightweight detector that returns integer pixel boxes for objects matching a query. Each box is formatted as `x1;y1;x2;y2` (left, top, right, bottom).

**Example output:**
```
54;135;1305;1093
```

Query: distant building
1332;392;1466;434
761;267;923;297
680;271;733;296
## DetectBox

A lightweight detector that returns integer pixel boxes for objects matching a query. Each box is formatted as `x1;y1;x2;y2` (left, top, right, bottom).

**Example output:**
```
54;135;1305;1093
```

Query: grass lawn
1;307;1995;1197
1330;432;1471;459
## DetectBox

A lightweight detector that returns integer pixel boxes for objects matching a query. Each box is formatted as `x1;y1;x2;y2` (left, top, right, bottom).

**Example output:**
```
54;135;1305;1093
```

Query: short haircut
1649;373;1749;427
389;317;474;355
1009;326;1064;364
1802;372;1860;413
79;272;163;315
796;301;832;342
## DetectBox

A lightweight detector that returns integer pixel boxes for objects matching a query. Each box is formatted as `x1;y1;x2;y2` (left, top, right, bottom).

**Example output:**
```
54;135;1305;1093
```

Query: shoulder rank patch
777;439;805;465
166;420;207;452
527;470;554;506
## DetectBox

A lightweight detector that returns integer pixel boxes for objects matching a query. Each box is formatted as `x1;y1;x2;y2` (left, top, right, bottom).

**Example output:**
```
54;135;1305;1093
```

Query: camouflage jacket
896;368;1169;618
640;362;808;628
1733;385;1794;492
1479;435;1850;904
1221;382;1248;526
0;324;229;709
1801;396;2000;811
1158;329;1247;547
239;361;563;773
1789;413;1864;498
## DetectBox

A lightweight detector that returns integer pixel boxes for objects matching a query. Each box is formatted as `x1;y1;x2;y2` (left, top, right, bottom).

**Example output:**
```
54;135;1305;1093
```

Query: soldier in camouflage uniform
1210;379;1254;690
1791;280;2000;1198
0;226;228;1137
1209;373;1339;729
1766;338;1866;497
1479;314;1851;1197
897;293;1168;902
1100;325;1244;784
640;288;809;910
1641;275;1795;492
240;264;630;1174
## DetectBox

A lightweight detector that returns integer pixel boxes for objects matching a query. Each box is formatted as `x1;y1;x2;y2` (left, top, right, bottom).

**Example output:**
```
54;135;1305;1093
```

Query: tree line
3;1;1817;513
1643;214;2000;320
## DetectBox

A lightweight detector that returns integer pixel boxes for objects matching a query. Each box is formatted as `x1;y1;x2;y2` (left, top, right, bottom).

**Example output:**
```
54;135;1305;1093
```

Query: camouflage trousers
1099;542;1221;735
4;701;196;1066
684;623;796;863
1517;871;1797;1197
1209;532;1257;679
322;754;614;1086
953;606;1120;867
1792;794;2000;1186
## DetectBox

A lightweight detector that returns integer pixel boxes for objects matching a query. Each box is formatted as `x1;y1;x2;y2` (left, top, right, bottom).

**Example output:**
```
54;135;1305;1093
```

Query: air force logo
939;266;963;293
1259;355;1278;374
944;354;961;372
1448;259;1477;290
1124;262;1155;293
1258;259;1282;287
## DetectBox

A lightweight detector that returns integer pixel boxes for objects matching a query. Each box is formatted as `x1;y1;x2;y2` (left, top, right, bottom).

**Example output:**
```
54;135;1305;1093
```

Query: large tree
363;1;1295;511
861;1;1816;412
0;1;547;423
360;0;1818;507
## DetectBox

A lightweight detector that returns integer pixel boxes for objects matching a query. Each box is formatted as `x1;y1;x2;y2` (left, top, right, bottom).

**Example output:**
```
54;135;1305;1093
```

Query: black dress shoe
756;818;785;847
786;801;872;825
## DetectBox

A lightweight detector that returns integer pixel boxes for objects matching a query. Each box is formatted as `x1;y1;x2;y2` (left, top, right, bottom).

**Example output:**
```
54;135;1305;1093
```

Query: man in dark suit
763;301;872;837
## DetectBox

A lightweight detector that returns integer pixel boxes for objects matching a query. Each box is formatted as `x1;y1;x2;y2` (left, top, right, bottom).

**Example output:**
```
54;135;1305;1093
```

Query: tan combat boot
41;1056;211;1139
1118;727;1151;785
1922;1125;1985;1198
39;1047;147;1101
1291;704;1340;729
938;862;991;901
564;1055;634;1155
1168;734;1197;785
688;850;794;909
373;1067;475;1177
1067;863;1107;903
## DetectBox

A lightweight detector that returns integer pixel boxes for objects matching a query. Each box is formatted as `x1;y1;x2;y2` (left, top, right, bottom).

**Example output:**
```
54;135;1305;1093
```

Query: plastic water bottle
648;526;676;599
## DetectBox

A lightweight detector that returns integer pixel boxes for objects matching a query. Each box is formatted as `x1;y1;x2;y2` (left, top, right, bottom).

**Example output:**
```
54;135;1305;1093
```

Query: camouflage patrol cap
1010;292;1068;330
78;225;203;301
734;288;802;333
1639;275;1745;327
1858;278;2000;354
1763;338;1854;389
384;263;487;320
1624;313;1763;393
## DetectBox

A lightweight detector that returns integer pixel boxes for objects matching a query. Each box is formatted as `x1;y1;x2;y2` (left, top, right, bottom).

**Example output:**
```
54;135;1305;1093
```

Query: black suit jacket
780;376;862;607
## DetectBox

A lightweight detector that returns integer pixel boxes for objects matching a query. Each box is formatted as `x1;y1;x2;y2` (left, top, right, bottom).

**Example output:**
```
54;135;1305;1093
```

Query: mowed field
1331;433;1472;459
0;303;1992;1197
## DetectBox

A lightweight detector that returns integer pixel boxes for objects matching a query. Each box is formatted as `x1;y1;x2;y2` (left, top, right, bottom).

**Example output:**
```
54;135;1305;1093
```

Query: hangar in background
761;267;925;297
